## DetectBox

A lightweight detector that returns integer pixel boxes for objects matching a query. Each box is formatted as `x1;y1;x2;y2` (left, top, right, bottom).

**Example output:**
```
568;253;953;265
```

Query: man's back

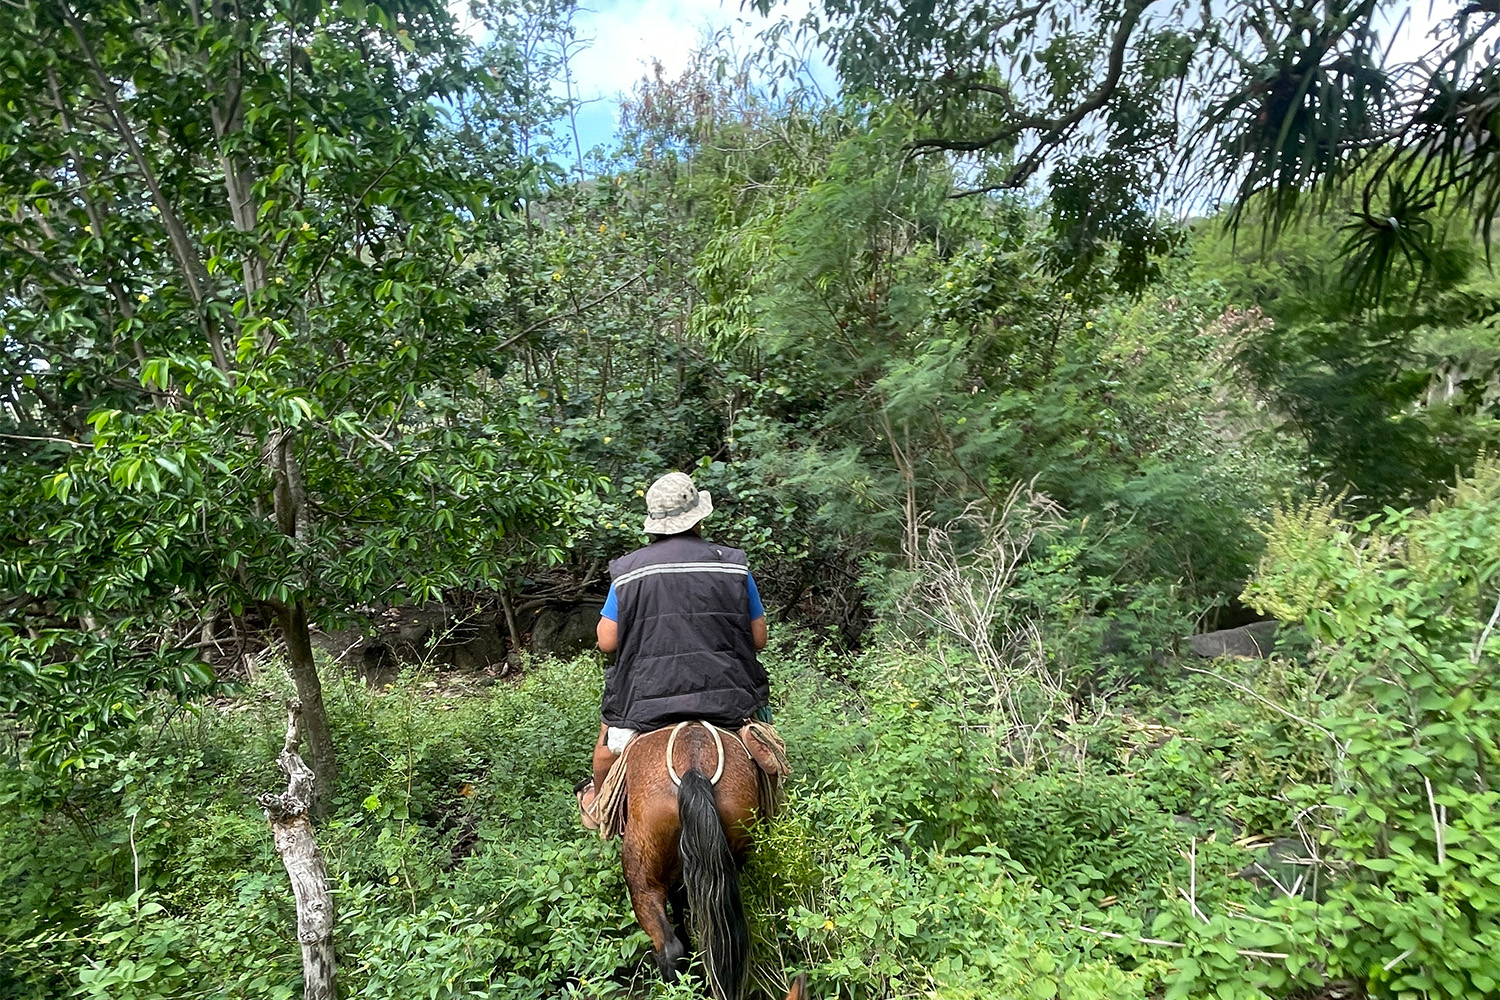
603;533;768;731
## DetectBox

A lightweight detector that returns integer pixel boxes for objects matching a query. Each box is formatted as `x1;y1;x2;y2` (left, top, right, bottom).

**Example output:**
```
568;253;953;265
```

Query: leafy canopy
0;0;590;770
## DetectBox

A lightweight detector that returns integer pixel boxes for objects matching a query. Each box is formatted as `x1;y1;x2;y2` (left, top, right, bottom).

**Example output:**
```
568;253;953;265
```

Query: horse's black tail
678;768;749;1000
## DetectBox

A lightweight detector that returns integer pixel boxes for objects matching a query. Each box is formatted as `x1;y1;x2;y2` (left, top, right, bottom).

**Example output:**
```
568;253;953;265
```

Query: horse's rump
593;720;789;840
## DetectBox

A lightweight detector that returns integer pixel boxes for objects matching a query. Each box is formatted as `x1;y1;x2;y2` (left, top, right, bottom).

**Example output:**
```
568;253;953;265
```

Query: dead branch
259;700;336;1000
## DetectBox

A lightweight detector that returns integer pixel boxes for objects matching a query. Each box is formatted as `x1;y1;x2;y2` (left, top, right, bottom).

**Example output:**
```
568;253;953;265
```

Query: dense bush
7;519;1499;999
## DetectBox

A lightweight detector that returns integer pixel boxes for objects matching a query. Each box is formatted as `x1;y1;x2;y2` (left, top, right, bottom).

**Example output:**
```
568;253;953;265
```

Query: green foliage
1195;210;1500;511
10;591;1500;1000
0;0;595;772
684;108;1281;652
485;63;1280;653
756;0;1188;283
778;0;1500;289
9;8;1500;1000
0;639;1223;1000
1179;459;1500;998
0;654;612;999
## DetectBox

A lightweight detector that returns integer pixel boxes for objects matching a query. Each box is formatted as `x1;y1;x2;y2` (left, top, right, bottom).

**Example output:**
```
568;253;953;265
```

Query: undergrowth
0;639;1329;1000
5;454;1499;1000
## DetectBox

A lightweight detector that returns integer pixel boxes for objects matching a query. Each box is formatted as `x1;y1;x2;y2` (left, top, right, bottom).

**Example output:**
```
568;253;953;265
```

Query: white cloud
567;0;747;101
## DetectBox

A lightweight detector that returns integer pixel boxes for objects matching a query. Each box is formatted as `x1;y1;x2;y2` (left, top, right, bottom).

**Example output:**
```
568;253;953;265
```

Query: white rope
666;721;728;786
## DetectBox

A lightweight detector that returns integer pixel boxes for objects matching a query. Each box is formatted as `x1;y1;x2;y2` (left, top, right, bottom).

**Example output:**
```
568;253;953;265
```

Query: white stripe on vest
612;561;750;589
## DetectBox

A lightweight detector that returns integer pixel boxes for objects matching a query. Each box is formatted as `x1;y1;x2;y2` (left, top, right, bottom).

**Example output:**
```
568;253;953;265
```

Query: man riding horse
576;470;771;830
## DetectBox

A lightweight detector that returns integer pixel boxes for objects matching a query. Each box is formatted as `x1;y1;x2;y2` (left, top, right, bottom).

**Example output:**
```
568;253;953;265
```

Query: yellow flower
598;223;607;233
299;222;312;232
551;271;562;282
1085;321;1094;329
83;224;93;235
137;292;149;303
603;436;612;443
822;918;836;931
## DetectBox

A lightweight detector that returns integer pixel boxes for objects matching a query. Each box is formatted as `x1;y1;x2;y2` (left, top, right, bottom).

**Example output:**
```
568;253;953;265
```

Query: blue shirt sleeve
747;572;765;620
600;584;618;622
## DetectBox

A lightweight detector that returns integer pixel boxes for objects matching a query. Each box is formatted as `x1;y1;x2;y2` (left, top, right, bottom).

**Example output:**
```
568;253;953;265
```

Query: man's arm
598;584;619;652
751;616;767;651
597;616;618;653
747;571;767;651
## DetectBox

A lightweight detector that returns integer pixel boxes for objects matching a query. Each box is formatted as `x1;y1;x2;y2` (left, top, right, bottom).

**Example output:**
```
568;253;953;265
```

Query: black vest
602;533;768;731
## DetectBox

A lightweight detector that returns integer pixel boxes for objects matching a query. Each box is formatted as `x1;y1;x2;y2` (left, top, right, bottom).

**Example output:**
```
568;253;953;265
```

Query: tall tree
0;0;585;809
764;1;1500;275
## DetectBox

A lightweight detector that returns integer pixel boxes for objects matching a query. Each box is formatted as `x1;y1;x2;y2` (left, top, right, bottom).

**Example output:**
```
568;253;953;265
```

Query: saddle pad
595;746;632;841
739;721;790;821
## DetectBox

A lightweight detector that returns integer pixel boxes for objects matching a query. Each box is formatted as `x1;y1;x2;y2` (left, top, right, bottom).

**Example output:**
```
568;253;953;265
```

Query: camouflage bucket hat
643;472;713;535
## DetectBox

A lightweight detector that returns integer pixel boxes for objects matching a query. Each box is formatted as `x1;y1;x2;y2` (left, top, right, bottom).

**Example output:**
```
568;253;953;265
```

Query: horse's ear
785;973;807;1000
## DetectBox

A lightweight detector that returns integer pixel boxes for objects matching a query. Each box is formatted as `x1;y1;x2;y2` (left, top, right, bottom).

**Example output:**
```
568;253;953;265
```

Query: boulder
310;602;510;683
447;618;507;671
1188;621;1277;659
529;601;605;659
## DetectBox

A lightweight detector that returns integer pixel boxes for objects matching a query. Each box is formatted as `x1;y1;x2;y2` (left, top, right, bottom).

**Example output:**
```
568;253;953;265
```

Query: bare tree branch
908;0;1154;167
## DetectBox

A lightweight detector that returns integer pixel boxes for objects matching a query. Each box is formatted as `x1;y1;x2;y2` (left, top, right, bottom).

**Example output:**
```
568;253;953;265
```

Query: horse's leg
623;833;686;980
667;879;691;949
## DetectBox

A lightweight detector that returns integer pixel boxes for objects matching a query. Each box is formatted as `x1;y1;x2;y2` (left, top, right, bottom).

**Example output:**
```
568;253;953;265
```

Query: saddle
593;720;790;841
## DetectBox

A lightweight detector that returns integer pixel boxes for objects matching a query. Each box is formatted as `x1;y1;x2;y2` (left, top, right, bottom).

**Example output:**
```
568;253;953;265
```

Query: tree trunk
276;602;337;818
497;586;522;673
265;430;334;812
261;701;337;1000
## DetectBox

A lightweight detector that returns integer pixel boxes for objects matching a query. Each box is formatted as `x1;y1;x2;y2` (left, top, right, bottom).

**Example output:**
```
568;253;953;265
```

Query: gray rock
529;601;604;659
310;601;511;683
448;619;507;671
1188;621;1277;659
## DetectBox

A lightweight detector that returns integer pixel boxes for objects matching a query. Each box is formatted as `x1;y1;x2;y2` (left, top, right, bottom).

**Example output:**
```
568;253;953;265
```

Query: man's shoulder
701;539;749;565
608;535;748;578
608;545;651;578
677;534;748;566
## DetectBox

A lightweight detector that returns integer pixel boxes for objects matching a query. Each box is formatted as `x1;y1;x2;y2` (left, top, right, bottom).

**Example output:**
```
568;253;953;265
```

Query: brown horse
619;722;763;1000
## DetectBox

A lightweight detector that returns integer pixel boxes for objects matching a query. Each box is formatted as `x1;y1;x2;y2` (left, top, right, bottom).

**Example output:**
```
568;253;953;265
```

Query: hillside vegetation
3;1;1499;998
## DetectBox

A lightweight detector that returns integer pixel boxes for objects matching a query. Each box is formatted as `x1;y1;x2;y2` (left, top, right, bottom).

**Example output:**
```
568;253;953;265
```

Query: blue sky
536;0;1457;159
